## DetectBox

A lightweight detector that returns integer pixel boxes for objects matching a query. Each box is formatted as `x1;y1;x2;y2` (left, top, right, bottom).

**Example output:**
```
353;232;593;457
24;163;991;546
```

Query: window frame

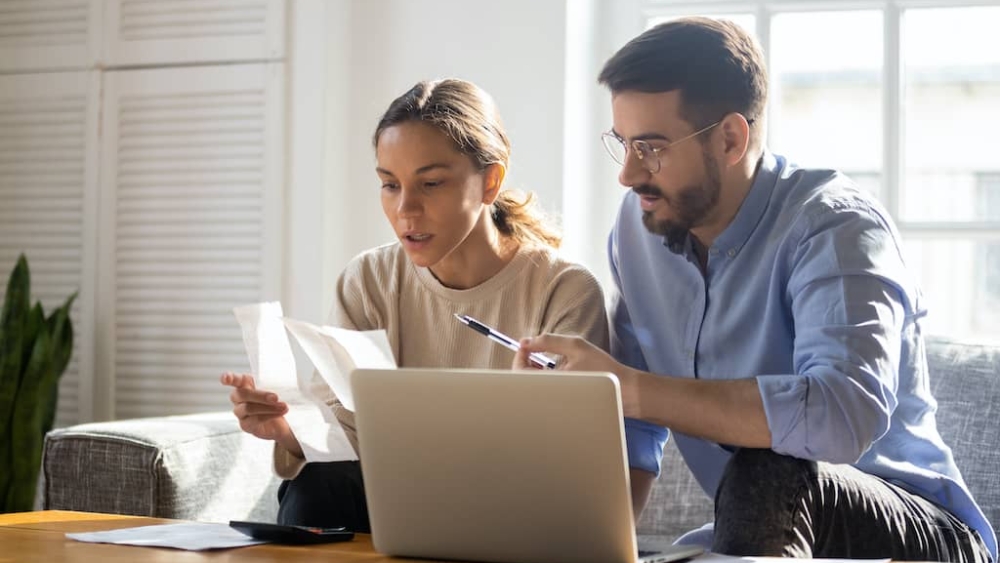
640;0;1000;242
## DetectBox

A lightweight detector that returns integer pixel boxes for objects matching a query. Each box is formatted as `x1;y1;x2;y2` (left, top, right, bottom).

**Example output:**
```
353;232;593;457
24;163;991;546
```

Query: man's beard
638;150;721;239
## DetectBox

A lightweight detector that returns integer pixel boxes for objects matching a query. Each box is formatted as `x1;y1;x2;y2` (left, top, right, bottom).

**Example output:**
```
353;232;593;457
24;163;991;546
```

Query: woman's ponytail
491;189;561;249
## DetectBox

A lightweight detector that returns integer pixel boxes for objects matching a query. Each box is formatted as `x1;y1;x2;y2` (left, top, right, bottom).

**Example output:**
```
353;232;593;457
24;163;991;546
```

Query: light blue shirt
609;151;996;559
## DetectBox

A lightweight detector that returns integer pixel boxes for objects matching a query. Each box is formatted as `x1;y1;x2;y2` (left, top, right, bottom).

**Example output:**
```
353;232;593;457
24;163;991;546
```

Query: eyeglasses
601;120;722;174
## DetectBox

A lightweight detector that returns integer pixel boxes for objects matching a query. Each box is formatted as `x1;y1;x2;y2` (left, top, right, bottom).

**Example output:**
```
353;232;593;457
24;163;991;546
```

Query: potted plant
0;254;76;513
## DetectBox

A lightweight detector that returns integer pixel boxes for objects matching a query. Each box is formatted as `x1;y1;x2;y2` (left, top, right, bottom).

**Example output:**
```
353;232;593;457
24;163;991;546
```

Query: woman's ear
482;163;507;205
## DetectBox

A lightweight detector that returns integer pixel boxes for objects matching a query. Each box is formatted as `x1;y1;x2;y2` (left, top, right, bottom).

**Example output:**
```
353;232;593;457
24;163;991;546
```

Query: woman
222;79;609;531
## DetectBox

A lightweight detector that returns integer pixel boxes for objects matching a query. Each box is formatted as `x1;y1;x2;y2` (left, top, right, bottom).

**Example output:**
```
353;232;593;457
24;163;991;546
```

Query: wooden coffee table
0;510;427;562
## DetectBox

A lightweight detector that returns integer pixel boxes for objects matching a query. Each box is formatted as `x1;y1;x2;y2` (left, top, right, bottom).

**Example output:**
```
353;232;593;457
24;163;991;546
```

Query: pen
453;314;557;369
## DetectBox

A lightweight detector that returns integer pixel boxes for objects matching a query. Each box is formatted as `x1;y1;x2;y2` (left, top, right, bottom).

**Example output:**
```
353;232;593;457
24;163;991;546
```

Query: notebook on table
350;368;704;563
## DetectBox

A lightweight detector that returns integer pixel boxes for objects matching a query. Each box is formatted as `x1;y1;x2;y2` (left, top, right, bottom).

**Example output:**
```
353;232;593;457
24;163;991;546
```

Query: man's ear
482;163;507;205
719;113;751;167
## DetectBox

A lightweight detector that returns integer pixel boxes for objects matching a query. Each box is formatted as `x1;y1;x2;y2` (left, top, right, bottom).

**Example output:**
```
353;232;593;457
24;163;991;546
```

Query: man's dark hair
598;17;768;130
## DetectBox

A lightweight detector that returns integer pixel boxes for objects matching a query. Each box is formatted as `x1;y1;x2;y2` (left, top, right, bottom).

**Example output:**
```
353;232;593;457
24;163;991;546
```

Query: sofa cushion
637;337;1000;542
636;438;713;539
925;336;1000;541
42;412;280;523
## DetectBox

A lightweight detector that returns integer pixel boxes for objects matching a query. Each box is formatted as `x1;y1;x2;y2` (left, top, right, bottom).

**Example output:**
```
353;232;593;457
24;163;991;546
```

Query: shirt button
727;249;736;257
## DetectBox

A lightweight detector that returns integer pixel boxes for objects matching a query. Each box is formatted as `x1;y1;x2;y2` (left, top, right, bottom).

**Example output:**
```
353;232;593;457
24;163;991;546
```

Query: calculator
229;520;355;544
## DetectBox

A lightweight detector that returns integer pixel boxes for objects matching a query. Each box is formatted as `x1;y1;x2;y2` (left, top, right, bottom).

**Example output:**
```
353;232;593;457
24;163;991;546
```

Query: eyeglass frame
601;116;752;174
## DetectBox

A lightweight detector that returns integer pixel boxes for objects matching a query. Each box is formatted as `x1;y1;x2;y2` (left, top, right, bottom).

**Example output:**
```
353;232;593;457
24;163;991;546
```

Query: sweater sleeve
539;266;610;353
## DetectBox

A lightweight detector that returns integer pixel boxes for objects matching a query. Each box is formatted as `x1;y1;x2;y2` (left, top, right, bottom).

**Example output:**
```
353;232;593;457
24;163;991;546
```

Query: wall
320;0;571;315
285;0;647;327
562;0;643;284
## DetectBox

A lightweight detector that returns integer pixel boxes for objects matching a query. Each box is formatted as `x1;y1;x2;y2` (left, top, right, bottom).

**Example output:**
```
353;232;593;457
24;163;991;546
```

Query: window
771;10;883;198
640;1;1000;341
975;173;1000;333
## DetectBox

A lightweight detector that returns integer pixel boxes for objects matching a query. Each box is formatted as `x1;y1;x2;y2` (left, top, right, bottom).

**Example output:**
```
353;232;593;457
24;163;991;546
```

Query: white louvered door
0;0;101;72
1;1;287;423
102;0;284;66
0;72;99;426
97;64;283;419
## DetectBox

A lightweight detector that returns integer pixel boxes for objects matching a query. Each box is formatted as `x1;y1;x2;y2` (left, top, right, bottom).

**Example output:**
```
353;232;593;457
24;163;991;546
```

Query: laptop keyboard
638;548;702;563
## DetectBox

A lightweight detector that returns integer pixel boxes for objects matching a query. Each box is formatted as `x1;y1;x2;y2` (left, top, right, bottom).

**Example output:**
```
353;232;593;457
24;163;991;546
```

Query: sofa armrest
42;412;280;523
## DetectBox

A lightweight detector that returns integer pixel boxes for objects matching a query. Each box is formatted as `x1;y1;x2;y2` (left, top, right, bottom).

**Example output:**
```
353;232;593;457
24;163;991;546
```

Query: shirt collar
663;150;781;258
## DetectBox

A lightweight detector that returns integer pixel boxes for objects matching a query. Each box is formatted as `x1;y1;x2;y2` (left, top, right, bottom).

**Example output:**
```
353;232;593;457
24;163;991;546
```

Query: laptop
350;368;705;563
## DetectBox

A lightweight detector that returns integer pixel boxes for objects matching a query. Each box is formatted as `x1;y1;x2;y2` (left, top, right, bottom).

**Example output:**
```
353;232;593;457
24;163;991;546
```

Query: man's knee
713;449;817;555
718;448;815;499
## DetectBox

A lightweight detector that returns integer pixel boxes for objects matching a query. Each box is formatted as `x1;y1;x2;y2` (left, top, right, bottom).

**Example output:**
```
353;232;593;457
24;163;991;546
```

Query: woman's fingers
222;371;286;413
221;371;290;441
220;371;256;390
233;396;287;417
225;379;281;407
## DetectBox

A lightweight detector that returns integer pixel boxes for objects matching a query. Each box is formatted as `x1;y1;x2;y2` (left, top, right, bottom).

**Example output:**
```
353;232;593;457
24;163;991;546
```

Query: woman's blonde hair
373;79;561;249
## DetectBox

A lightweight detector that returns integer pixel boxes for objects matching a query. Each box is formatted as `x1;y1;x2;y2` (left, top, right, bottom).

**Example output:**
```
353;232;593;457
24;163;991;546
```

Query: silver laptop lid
351;368;640;563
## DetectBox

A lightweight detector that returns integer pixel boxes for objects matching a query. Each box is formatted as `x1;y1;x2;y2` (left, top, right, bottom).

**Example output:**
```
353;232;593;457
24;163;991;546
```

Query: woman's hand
514;334;643;419
220;372;301;456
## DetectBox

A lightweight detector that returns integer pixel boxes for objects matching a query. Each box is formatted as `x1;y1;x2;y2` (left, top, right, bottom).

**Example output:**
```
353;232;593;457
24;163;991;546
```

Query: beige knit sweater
274;242;610;478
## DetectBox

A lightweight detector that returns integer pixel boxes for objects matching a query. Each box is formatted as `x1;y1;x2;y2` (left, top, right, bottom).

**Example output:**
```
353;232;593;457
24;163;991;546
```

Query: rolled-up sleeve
625;417;669;475
760;205;909;463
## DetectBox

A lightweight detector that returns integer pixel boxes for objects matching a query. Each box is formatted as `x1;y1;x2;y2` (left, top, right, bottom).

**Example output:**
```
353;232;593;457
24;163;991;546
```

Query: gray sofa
42;337;999;543
42;412;280;523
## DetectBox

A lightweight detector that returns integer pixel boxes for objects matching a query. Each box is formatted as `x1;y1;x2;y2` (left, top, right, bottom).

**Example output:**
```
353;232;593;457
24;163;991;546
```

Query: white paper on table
66;522;266;551
281;318;396;412
233;302;357;462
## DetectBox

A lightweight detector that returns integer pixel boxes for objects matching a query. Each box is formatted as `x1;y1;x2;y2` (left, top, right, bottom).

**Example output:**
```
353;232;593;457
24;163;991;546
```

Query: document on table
233;302;358;462
66;522;265;551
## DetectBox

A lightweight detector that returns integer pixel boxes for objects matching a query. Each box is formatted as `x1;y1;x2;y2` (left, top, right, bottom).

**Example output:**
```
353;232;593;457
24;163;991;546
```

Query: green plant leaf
45;293;76;380
40;292;76;437
0;254;31;436
0;255;31;508
21;304;45;384
0;256;76;513
4;327;52;512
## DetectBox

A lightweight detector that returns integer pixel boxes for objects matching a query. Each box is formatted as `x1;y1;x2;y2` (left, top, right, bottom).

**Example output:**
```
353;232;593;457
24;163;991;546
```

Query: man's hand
515;334;643;419
220;372;302;457
517;335;772;449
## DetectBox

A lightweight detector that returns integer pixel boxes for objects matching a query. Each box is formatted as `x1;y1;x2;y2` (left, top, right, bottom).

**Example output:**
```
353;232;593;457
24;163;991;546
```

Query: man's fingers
514;334;586;371
512;346;541;370
518;333;579;356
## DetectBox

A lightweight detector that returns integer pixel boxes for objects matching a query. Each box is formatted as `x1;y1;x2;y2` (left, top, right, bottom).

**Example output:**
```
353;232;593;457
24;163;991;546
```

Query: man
516;17;995;561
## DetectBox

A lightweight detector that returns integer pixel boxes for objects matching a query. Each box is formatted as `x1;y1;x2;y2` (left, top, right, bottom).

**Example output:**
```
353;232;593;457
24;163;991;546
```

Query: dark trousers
714;448;991;561
276;461;371;532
